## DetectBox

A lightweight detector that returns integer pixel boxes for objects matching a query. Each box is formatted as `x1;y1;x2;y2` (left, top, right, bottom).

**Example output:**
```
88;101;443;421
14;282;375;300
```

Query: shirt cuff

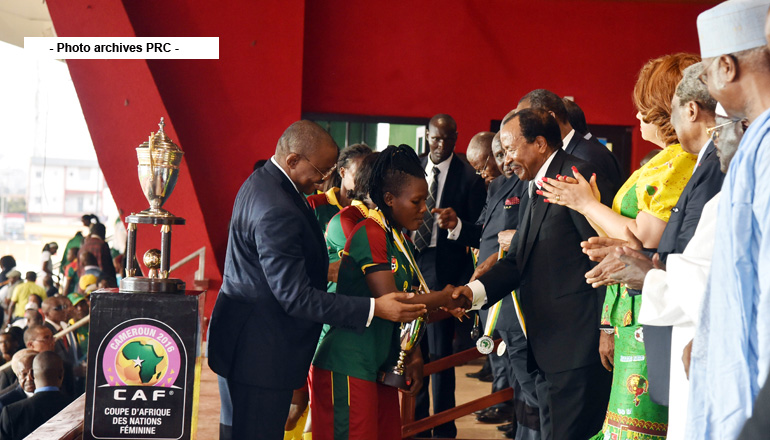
366;298;375;327
467;280;487;310
447;218;463;240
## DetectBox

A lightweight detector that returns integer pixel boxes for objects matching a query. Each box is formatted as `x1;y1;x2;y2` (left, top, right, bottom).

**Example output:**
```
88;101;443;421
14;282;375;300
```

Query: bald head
466;132;495;165
32;351;64;388
273;120;340;195
11;349;37;377
275;120;337;159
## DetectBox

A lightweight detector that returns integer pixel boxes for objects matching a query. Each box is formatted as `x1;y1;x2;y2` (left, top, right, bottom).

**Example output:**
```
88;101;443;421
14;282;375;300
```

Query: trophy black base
120;276;185;293
378;370;409;390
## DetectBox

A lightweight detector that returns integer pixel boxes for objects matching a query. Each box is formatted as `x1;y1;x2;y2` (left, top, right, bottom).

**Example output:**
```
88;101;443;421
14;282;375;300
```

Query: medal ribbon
368;209;430;294
497;248;528;338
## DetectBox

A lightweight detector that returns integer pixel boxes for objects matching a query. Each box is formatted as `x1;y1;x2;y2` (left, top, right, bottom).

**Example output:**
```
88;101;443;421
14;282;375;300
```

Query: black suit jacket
477;149;603;374
0;385;26;413
0;389;70;440
417;155;486;287
643;142;724;405
208;160;371;390
455;175;527;332
564;132;623;206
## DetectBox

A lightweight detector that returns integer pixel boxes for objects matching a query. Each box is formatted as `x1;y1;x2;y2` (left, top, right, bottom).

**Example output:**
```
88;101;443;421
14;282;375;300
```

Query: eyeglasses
30;335;53;343
706;119;740;143
300;155;337;181
52;305;68;311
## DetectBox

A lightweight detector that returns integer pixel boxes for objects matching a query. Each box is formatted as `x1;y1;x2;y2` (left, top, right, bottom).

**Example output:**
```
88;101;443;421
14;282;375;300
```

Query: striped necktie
414;166;440;251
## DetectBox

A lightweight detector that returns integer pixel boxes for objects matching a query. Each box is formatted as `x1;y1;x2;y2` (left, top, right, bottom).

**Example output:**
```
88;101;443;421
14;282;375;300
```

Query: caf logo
100;320;182;388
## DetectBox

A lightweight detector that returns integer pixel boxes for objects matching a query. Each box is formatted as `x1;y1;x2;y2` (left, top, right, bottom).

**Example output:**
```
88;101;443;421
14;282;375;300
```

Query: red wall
45;0;711;317
302;0;709;167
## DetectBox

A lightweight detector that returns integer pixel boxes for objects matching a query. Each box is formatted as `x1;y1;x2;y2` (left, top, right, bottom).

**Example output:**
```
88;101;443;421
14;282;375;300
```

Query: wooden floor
195;357;507;439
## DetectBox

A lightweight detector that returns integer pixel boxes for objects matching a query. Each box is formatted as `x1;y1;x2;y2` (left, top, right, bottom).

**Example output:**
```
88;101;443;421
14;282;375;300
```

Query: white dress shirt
465;150;557;309
561;129;575;151
422;153;453;248
270;156;375;326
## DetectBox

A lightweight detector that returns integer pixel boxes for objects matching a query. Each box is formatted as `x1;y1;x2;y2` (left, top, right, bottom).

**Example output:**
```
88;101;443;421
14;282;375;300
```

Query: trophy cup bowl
135;117;184;218
378;316;426;390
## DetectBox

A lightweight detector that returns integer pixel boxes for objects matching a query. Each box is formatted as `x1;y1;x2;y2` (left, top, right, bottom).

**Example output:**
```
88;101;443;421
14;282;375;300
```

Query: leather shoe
465;366;491;379
503;421;518;438
476;407;513;424
497;422;515;432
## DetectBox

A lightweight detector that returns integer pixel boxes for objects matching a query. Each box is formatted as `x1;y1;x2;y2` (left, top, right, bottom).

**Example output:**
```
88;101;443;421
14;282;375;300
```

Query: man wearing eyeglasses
412;114;486;438
207;120;427;440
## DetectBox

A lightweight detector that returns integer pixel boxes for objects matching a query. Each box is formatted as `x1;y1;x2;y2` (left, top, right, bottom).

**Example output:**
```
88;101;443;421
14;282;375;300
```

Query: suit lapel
520;150;565;264
265;161;326;248
440;156;462;208
564;133;580;155
488;176;518;218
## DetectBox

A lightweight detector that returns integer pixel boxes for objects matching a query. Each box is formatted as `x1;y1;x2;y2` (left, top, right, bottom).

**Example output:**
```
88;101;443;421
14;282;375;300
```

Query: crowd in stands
0;212;123;439
205;1;770;439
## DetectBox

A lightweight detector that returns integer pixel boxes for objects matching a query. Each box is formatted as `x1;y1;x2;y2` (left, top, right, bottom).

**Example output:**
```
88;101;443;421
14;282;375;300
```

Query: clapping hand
608;248;661;290
585;247;626;287
581;236;627;262
538;167;601;213
497;229;516;252
432;207;458;230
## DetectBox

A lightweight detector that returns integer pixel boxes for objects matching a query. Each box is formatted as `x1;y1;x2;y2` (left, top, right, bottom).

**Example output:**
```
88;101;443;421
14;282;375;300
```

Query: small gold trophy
378;311;427;390
120;118;186;294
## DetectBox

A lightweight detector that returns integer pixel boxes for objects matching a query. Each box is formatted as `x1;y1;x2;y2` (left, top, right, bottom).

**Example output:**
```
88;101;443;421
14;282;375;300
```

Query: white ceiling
0;0;54;48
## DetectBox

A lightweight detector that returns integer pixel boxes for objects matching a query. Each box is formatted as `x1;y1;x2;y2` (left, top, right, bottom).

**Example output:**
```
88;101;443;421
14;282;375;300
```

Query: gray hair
676;63;717;113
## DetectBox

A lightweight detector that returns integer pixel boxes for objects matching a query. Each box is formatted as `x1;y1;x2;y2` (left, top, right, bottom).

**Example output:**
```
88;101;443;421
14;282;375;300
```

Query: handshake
374;285;474;323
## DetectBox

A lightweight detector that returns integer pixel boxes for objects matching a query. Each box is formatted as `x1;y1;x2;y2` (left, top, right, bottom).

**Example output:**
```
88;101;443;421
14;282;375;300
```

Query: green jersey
313;211;416;381
307;187;343;235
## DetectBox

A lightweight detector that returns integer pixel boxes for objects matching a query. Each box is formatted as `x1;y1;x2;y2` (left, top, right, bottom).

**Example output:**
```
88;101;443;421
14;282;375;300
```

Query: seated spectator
78;274;99;296
0;332;19;366
68;294;89;359
78;223;117;287
0;270;21;326
0;349;37;412
0;351;71;440
42;276;57;298
22;326;74;398
41;298;75;365
0;256;16;286
7;272;46;323
78;253;103;286
61;247;79;295
12;304;44;331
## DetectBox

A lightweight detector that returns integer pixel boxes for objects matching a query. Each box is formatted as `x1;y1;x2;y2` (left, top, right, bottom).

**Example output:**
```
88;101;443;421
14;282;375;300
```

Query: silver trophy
120;118;186;294
136;117;184;218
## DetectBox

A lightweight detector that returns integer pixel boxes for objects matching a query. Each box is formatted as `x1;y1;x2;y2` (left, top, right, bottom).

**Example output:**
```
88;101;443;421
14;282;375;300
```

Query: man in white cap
686;0;770;438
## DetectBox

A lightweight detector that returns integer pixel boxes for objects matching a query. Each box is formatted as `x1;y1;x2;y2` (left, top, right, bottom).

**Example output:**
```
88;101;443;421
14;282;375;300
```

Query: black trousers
227;377;293;440
536;362;611;440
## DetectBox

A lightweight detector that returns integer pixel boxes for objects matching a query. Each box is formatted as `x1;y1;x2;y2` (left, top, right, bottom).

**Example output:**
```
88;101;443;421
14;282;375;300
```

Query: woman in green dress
540;52;701;440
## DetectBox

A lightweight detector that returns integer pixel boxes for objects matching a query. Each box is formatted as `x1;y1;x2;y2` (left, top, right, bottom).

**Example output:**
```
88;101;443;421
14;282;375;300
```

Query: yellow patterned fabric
612;144;696;222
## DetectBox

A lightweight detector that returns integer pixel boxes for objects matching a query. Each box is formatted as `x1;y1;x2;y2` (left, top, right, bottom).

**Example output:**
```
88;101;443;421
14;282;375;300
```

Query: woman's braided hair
369;145;425;224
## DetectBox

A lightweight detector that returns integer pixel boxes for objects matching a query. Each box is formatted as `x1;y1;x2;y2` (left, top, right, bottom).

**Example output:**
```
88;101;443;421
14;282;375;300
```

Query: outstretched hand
432;207;458;230
374;292;427;322
441;285;473;319
581;236;627;262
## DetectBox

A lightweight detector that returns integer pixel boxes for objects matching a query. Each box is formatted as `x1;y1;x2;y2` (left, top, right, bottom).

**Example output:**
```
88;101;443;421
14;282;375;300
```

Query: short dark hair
348;152;379;201
25;272;36;282
338;143;372;170
563;99;589;135
509;108;563;151
369;145;425;224
519;89;569;125
0;256;15;271
89;223;106;240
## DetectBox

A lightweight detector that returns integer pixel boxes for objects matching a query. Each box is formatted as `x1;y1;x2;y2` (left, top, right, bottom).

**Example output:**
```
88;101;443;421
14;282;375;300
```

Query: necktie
528;181;538;221
415;166;440;251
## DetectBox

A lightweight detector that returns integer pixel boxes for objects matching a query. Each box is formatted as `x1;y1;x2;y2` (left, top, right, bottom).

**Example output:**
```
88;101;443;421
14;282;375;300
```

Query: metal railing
169;246;206;281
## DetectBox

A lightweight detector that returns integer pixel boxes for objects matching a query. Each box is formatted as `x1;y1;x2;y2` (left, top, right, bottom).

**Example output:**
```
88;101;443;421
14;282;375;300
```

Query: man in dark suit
451;108;611;440
516;89;623;204
0;351;70;440
436;131;540;439
207;120;426;439
413;114;486;437
0;349;36;413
